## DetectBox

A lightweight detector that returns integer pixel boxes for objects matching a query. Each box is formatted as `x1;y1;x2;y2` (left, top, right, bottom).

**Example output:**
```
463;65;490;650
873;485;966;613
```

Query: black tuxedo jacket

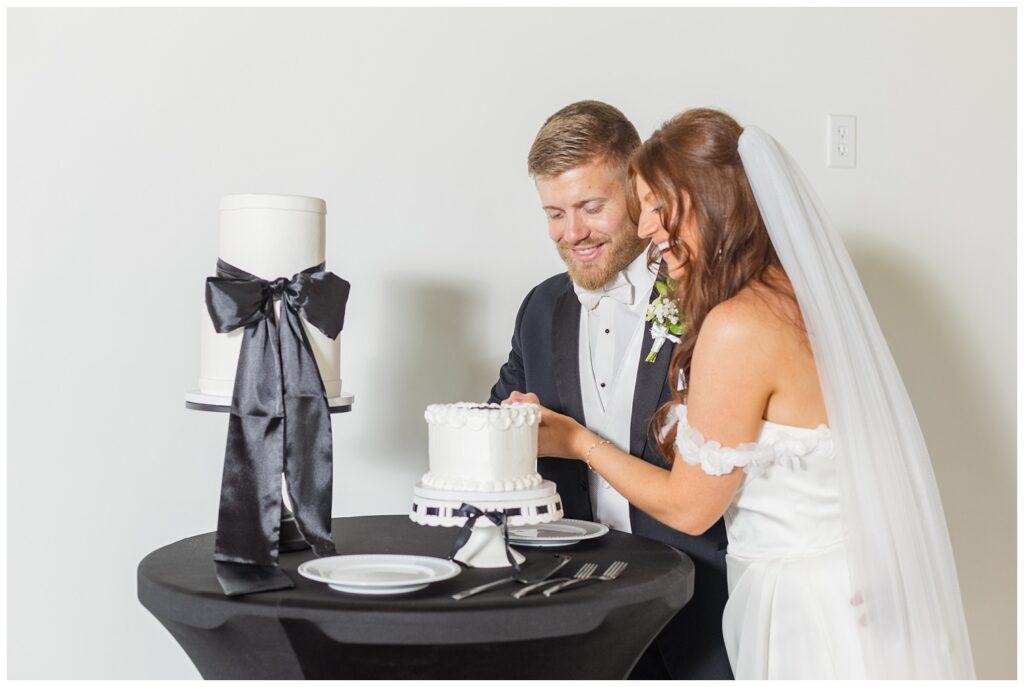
489;272;733;680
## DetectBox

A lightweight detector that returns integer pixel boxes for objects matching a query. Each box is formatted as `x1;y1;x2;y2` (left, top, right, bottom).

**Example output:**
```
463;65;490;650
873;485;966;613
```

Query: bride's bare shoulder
688;284;794;404
696;281;801;357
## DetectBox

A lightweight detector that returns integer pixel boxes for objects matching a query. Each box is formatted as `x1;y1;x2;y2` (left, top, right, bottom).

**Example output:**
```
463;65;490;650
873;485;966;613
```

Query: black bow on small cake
447;503;522;576
205;259;350;595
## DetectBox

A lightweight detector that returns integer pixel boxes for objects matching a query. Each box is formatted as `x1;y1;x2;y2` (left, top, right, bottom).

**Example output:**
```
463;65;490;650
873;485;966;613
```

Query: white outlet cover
827;114;857;168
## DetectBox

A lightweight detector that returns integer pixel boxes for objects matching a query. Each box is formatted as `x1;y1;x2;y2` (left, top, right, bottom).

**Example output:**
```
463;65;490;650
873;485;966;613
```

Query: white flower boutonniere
645;280;684;363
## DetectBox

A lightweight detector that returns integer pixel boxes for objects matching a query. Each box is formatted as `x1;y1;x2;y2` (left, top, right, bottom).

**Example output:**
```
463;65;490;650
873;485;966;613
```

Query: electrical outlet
827;115;856;168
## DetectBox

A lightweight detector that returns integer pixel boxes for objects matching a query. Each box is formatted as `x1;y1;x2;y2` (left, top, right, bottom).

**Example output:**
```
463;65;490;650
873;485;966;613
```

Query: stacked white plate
507;519;610;548
298;554;461;595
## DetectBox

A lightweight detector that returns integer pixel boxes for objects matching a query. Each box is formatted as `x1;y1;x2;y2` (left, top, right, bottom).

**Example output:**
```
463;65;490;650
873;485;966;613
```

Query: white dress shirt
577;249;659;533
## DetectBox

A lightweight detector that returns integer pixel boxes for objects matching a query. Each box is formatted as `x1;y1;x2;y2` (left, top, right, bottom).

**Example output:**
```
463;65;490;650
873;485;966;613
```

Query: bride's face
634;175;697;281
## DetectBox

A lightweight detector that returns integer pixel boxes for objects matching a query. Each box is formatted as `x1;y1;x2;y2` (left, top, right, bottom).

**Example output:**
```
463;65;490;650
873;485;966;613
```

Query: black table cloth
138;514;694;679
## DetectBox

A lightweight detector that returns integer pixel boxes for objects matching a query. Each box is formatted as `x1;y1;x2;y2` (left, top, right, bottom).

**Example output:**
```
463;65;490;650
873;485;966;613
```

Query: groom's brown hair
528;100;641;178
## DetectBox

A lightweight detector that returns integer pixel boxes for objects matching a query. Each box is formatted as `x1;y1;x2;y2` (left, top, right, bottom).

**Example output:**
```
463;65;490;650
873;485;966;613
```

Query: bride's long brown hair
628;108;797;462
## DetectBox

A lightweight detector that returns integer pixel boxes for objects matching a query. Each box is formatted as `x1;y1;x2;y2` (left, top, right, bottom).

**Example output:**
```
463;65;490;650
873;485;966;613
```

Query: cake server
450;554;571;600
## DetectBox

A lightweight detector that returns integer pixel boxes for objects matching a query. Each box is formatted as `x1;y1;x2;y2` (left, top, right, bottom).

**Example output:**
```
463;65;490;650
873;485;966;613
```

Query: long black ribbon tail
280;268;348;558
279;300;336;557
447;503;521;576
204;259;349;596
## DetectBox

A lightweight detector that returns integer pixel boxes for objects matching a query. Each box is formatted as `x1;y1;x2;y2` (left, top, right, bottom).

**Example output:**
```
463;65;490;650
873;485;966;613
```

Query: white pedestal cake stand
410;481;563;568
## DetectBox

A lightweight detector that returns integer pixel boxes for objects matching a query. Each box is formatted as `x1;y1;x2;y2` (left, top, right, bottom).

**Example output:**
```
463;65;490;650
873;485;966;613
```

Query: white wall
7;7;1015;679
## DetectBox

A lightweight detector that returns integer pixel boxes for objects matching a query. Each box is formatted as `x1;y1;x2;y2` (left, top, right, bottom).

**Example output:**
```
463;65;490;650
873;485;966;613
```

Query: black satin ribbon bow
205;259;350;594
447;503;522;576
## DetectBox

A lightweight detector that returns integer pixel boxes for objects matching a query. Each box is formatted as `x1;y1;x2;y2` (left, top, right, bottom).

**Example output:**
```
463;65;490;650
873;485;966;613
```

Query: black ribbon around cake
205;258;350;596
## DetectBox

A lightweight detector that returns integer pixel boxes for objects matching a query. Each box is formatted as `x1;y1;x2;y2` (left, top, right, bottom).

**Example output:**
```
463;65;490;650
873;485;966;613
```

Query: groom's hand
502;391;591;460
502;391;540;406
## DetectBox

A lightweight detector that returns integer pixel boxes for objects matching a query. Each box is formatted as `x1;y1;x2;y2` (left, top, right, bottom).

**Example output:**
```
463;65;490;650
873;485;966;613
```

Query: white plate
298;554;462;595
507;519;610;548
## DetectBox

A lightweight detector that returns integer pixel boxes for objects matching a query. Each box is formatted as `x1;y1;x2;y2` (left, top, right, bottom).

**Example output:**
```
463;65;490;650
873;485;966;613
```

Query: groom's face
536;158;648;290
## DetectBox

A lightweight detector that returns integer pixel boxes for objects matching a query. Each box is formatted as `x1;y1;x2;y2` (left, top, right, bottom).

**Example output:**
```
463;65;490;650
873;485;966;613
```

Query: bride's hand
502;391;594;460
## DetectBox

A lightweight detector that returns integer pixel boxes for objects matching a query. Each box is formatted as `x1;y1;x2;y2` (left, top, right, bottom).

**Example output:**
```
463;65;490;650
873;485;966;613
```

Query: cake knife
450;555;571;600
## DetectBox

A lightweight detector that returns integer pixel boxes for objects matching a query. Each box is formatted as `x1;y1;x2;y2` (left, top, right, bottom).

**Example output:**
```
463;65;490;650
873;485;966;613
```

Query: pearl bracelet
584;439;612;471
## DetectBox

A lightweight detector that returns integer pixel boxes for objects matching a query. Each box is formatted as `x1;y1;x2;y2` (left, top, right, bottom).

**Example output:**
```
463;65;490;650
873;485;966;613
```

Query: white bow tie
574;274;634;311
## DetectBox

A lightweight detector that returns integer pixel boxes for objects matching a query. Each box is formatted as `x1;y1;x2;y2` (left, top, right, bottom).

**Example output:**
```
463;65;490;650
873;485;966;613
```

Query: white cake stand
185;390;355;413
410;481;563;568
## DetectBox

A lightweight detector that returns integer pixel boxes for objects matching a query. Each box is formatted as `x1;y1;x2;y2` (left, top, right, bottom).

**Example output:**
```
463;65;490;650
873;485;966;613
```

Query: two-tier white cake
421;402;543;493
411;402;562;567
188;193;350;407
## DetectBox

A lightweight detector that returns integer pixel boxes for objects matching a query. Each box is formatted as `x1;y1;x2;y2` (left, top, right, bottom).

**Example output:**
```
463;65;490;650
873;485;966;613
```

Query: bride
505;108;974;679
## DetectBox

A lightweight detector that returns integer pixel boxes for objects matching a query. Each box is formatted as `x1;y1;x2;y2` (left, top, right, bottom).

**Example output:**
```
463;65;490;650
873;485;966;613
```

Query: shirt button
600;382;606;388
604;328;610;334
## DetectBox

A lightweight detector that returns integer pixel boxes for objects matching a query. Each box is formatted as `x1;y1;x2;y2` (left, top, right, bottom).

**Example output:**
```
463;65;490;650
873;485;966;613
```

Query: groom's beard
558;232;649;291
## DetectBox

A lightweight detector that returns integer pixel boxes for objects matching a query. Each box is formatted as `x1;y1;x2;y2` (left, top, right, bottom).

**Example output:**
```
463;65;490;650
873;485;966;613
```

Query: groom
489;101;733;680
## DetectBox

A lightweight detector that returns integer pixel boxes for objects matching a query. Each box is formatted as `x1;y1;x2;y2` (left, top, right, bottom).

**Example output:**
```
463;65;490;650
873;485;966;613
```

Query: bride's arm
511;298;776;536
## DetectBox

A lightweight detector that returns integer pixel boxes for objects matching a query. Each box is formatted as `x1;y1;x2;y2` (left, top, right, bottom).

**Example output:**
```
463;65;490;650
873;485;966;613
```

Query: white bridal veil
737;127;975;679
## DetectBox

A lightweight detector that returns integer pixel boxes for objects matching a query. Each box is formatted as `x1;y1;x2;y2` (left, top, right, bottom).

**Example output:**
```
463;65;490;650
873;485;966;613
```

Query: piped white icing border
420;472;543;493
424;402;541;431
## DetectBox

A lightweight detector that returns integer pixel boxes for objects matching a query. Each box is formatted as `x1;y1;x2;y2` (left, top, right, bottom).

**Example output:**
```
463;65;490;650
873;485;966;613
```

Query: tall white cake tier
410;403;563;568
188;193;350;409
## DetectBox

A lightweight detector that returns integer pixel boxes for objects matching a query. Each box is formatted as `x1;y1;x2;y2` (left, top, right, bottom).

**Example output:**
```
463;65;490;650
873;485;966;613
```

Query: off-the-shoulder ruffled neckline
670;404;834;476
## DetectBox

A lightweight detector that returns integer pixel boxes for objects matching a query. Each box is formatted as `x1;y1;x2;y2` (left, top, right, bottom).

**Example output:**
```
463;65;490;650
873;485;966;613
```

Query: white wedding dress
667;404;867;679
637;126;974;678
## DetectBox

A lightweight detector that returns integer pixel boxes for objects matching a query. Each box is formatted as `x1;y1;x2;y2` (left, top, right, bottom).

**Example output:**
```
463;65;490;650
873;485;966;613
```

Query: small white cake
421;402;542;493
196;193;343;400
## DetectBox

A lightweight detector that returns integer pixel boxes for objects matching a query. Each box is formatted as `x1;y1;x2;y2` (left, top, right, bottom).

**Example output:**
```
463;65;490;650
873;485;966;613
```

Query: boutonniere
645;280;684;363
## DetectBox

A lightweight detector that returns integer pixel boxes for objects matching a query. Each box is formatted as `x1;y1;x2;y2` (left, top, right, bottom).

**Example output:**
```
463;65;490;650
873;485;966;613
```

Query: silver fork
542;561;628;596
512;562;598;599
450;555;572;600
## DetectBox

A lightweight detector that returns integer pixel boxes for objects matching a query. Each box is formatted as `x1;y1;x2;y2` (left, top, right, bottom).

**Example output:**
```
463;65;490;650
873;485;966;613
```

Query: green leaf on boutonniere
644;281;685;362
